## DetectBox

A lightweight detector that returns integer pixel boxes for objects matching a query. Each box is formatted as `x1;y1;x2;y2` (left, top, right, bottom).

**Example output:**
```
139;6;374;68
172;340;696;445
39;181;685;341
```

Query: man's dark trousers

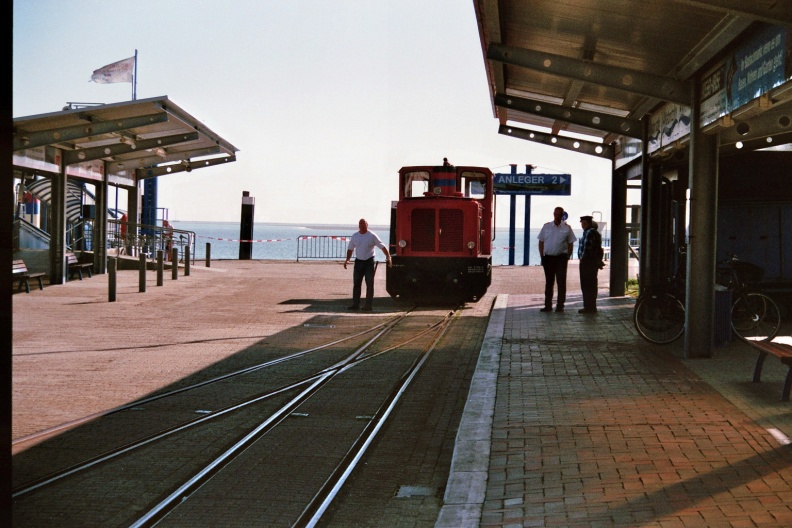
579;258;599;310
352;257;375;308
542;254;568;309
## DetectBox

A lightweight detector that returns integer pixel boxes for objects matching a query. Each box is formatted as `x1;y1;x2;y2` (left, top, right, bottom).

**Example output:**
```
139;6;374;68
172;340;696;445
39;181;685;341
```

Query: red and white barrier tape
196;235;292;243
299;236;351;241
195;235;351;243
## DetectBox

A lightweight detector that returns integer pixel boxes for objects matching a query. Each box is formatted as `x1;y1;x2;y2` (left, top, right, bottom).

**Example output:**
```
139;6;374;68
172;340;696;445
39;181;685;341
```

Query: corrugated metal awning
13;96;238;183
474;1;792;158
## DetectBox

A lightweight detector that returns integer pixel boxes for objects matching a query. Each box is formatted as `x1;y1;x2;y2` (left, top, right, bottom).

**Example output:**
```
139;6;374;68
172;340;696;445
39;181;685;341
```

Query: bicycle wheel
731;292;781;342
634;293;685;344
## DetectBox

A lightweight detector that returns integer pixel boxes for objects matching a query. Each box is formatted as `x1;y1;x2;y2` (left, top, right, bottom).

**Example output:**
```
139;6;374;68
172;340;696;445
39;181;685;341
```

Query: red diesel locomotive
386;163;494;302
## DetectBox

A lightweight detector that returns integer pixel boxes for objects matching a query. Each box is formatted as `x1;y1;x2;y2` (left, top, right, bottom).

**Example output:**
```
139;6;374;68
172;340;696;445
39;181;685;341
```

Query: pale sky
13;0;614;229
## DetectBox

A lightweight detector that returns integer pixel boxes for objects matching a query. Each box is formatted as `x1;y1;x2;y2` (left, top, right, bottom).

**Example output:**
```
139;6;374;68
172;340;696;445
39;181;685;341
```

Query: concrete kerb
435;294;507;528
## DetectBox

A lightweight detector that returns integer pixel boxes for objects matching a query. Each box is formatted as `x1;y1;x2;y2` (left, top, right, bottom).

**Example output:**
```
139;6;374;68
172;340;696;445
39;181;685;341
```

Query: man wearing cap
537;207;577;312
578;215;604;314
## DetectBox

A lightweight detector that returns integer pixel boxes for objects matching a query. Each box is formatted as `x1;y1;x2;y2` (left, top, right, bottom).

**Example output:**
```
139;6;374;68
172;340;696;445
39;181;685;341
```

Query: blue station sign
493;172;572;196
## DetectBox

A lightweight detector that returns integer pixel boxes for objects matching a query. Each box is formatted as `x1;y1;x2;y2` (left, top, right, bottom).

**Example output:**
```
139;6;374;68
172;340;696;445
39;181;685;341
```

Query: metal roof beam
674;0;792;26
498;124;614;159
106;146;221;174
137;155;236;179
488;43;693;106
62;132;199;166
160;102;237;156
494;93;644;139
14;112;169;151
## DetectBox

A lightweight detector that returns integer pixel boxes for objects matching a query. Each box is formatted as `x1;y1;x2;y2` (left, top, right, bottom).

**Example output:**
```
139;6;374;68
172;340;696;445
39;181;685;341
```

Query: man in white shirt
344;218;392;311
537;207;577;312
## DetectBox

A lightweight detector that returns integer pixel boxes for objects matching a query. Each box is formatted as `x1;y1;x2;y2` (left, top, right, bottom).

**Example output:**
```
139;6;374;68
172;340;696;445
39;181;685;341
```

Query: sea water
170;221;559;266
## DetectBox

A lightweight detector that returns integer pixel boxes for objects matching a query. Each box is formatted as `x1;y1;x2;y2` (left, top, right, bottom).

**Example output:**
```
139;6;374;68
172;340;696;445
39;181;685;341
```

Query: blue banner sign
493;172;571;195
701;25;790;126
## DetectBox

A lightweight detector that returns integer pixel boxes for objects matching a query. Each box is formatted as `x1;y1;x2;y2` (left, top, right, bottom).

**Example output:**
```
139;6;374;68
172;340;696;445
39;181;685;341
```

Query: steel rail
295;311;457;527
127;312;416;527
129;373;335;528
13;317;401;447
12;374;323;498
14;313;412;497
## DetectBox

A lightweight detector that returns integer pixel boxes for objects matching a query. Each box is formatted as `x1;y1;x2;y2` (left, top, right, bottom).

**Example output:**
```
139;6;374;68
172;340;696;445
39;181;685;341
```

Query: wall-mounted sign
494;172;571;195
701;24;790;126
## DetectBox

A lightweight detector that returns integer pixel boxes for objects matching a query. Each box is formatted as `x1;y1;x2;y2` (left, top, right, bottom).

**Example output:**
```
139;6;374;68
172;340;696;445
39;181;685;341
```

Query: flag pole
132;49;138;100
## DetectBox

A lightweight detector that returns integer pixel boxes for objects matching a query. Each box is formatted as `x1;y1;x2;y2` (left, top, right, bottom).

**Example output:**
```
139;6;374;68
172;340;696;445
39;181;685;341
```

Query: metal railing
108;219;196;264
296;235;350;261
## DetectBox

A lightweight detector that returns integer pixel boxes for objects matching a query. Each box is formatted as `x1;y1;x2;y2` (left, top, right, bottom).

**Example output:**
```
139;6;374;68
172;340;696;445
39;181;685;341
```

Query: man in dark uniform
578;215;604;314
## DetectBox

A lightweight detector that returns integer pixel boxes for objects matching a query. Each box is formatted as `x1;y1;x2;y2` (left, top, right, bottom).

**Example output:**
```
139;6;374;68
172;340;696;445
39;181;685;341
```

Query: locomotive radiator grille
409;208;465;253
411;209;436;252
439;209;463;252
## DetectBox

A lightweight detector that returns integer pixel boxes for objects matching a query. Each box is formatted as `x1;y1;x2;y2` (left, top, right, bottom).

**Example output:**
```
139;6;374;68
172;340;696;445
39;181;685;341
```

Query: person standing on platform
163;219;174;261
344;218;392;311
119;213;128;255
537;206;576;313
578;215;604;314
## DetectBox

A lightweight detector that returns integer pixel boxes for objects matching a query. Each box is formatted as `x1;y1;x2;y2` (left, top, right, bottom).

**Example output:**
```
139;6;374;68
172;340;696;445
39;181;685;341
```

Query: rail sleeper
749;339;792;401
13;259;45;293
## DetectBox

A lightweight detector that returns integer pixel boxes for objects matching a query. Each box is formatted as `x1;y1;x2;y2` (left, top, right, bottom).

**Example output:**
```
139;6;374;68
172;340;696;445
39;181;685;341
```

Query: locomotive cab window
461;171;488;199
466;180;485;198
403;171;430;198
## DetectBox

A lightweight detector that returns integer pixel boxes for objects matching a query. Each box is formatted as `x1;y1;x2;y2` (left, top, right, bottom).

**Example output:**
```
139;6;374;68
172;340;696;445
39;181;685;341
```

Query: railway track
13;305;462;527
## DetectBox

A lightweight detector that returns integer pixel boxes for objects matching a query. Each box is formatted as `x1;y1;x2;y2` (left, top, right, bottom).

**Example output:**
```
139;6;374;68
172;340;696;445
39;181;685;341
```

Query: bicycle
634;253;782;344
717;254;781;342
633;270;686;345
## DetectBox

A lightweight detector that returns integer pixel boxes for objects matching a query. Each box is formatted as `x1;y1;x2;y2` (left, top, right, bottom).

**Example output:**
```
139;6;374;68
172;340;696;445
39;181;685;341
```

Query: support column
609;161;627;296
49;162;67;284
638;123;652;293
685;80;719;358
128;182;140;255
94;173;108;273
523;195;531;266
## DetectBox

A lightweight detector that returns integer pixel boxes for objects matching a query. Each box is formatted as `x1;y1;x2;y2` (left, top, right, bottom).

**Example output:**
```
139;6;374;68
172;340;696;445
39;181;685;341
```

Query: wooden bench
749;340;792;401
66;251;93;280
13;259;45;293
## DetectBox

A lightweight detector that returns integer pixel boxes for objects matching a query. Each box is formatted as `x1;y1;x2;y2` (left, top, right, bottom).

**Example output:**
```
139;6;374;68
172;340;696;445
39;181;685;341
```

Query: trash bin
714;285;732;346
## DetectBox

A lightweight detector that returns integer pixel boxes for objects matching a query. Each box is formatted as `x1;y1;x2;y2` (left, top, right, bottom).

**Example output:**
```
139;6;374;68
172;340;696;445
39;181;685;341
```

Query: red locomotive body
386;164;494;302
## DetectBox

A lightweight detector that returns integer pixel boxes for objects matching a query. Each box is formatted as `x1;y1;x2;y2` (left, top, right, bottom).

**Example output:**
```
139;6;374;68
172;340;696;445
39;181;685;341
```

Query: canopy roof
13;96;238;183
474;0;792;160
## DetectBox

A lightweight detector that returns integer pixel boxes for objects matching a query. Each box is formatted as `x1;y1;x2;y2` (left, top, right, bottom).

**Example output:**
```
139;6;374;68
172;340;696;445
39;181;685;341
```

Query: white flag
90;56;135;84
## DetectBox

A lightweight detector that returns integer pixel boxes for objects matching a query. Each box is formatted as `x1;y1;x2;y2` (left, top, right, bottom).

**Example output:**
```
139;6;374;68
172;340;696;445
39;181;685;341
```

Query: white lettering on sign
496;175;568;185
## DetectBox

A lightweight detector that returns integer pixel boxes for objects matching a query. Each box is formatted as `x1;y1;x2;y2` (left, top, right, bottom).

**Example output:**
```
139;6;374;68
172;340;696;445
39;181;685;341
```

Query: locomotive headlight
398;240;407;248
467;241;476;249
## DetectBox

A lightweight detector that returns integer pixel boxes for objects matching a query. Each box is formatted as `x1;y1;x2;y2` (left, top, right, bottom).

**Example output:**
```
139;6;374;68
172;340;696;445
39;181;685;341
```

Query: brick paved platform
439;289;792;527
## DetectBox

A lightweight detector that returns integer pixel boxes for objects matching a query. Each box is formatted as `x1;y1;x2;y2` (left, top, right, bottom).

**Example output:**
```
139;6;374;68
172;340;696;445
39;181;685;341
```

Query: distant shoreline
169;220;528;232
